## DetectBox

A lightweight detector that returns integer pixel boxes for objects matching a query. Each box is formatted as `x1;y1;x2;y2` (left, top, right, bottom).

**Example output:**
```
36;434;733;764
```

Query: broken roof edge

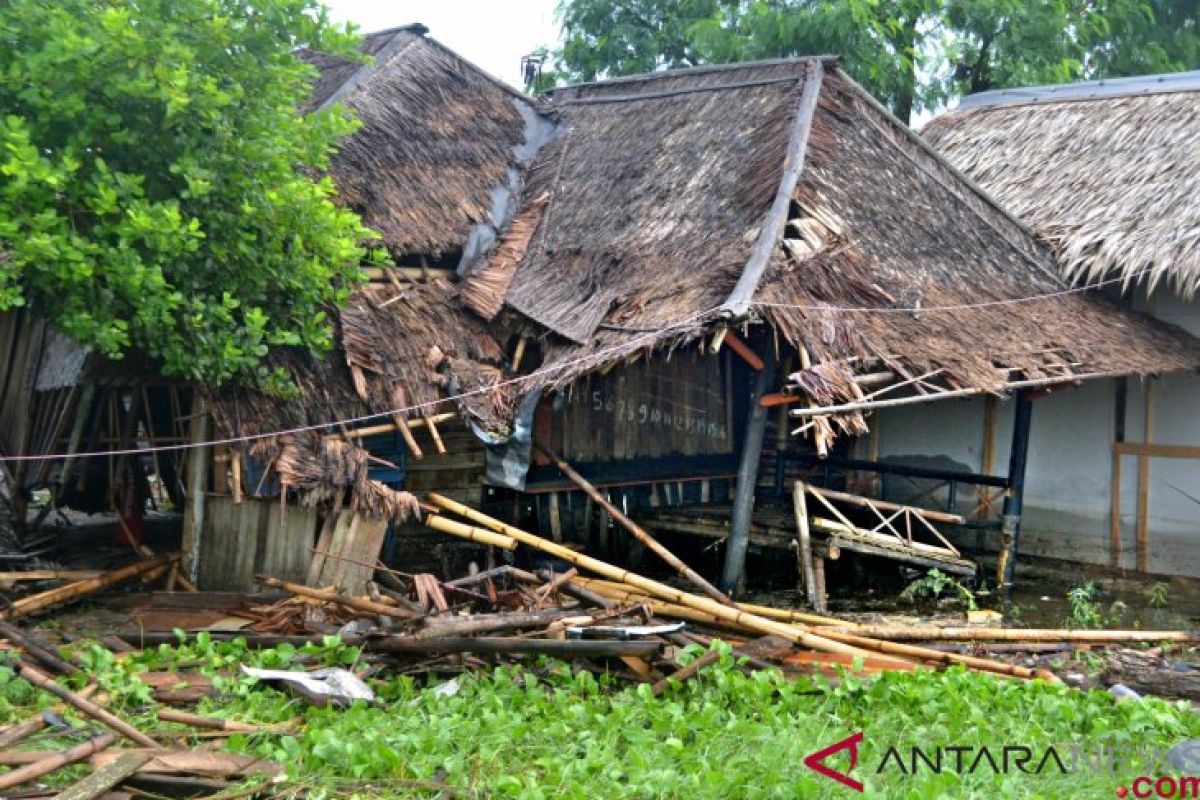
953;68;1200;112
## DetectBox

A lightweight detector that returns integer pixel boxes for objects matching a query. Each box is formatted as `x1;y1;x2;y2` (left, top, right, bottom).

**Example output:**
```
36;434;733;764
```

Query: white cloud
322;0;560;90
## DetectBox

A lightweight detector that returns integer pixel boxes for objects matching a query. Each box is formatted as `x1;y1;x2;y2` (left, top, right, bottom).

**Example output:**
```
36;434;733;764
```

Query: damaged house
200;31;1200;600
6;27;1198;604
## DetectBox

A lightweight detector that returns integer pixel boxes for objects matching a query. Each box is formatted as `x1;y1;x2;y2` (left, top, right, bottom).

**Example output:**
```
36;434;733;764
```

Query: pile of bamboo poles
424;493;1070;682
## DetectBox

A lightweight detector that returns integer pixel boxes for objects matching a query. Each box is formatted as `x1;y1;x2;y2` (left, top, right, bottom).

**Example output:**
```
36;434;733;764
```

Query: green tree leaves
551;0;1200;122
0;0;373;387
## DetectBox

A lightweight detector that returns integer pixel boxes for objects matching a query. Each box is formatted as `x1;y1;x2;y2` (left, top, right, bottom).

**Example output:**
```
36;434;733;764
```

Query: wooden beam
1114;442;1200;459
1136;379;1156;572
723;331;765;371
805;484;966;525
793;482;819;611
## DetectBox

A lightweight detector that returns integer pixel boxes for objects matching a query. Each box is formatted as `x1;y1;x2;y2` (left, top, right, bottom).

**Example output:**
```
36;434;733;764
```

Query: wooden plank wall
547;349;734;462
401;417;486;506
197;496;317;591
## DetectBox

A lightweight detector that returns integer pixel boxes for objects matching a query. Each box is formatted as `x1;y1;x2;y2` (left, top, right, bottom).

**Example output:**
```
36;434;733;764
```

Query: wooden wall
196;496;317;591
542;349;734;462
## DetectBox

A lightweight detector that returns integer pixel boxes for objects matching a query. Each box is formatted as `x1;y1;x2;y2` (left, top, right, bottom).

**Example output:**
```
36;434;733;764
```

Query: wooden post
813;557;827;612
1136;378;1155;572
180;400;210;585
1109;376;1128;568
997;391;1033;590
720;342;776;595
792;482;819;610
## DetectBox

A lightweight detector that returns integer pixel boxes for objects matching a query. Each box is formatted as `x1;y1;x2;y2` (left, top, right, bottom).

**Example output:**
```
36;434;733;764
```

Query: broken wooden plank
52;750;152;800
90;750;281;778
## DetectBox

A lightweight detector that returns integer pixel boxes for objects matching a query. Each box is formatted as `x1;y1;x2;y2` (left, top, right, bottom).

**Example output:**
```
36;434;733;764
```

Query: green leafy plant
900;568;978;611
3;637;1200;798
0;0;376;387
1150;582;1171;610
1065;582;1129;629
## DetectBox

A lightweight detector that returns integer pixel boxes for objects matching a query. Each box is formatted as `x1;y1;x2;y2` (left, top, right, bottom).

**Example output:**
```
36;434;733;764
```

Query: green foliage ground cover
1;635;1197;798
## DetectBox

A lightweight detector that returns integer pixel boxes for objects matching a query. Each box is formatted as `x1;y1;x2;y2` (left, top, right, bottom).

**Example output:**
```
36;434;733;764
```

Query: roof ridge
558;55;841;93
952;69;1200;112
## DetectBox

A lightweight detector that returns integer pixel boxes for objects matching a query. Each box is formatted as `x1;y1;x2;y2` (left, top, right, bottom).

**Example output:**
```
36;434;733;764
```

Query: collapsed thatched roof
217;42;1200;508
922;71;1200;298
303;24;555;260
470;59;1200;411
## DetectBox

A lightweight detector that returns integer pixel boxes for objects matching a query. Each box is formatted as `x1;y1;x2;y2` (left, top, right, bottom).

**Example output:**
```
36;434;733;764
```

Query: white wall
874;285;1200;576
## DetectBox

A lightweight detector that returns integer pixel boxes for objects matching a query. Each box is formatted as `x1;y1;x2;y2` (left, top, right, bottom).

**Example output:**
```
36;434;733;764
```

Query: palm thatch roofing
466;58;1200;417
922;71;1200;298
216;35;1200;517
301;24;556;260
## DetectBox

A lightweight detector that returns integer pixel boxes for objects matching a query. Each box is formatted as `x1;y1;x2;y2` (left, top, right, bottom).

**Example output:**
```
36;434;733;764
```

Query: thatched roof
216;46;1200;510
922;71;1200;298
469;59;1200;410
303;24;557;260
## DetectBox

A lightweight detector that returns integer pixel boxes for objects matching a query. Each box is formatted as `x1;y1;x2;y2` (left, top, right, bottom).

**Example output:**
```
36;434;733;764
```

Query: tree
552;0;1200;123
0;0;374;388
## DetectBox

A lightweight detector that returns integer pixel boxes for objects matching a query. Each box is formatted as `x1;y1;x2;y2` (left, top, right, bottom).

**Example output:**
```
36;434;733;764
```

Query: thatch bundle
274;434;420;521
923;80;1200;298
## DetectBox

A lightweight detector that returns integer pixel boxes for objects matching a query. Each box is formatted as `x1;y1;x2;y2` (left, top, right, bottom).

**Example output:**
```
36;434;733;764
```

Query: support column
720;343;776;595
997;390;1033;590
180;400;210;585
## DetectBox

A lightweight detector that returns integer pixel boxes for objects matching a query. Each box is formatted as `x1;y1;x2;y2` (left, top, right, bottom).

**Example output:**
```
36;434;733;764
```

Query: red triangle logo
803;731;865;792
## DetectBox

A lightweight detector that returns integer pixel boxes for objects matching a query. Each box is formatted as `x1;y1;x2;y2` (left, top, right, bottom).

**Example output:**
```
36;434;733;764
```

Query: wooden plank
53;751;152;800
263;502;318;584
1114;442;1200;459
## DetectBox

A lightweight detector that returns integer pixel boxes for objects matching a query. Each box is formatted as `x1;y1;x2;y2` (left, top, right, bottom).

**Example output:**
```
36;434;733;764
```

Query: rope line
0;266;1153;463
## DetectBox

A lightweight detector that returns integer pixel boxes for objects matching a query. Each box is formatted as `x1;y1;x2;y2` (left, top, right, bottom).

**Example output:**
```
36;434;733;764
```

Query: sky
323;0;561;90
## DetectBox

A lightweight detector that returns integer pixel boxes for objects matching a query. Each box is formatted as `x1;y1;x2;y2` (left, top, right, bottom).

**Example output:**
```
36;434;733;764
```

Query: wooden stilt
720;342;776;594
792;482;819;610
998;391;1033;589
813;557;827;614
180;402;210;585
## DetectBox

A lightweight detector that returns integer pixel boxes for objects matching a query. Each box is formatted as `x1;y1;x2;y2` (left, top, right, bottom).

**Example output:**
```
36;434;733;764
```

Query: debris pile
1;490;1198;795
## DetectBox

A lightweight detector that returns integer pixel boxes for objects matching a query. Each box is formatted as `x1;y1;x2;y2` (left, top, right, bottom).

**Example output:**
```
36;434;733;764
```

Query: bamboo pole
535;444;733;606
17;663;159;747
793;482;820;612
257;576;421;620
425;516;518;550
807;630;1053;681
157;709;293;733
0;557;174;621
426;493;869;658
573;576;855;627
0;733;117;792
816;626;1200;643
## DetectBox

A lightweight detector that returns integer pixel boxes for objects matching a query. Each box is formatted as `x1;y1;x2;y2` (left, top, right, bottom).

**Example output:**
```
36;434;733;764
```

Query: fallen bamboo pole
425;492;871;659
809;630;1055;681
0;732;117;792
257;576;421;621
573;577;857;628
0;621;80;676
157;708;294;734
0;556;174;621
424;516;518;550
0;686;100;750
535;443;734;606
818;626;1200;643
17;663;160;748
